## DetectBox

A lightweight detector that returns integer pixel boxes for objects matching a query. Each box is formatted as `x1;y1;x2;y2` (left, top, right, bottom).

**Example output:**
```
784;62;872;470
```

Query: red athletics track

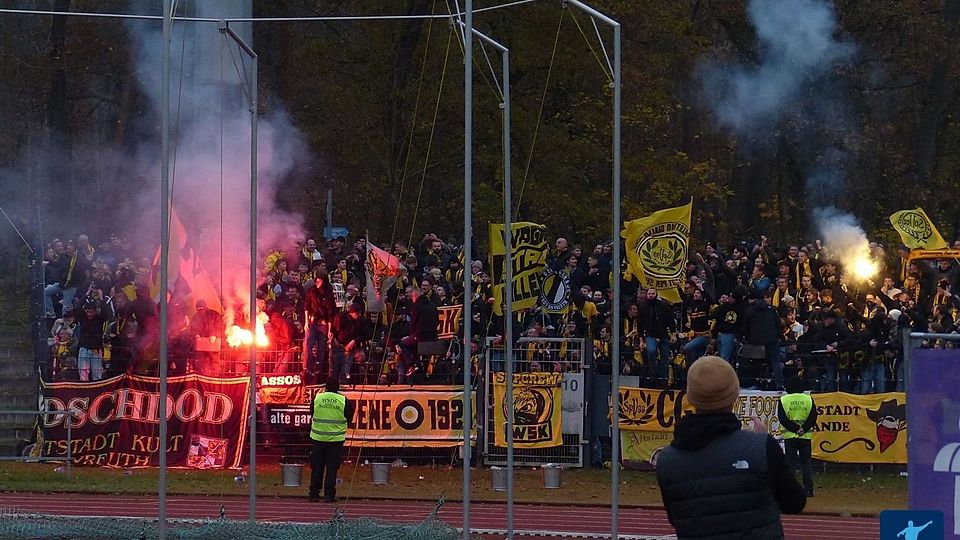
0;493;879;539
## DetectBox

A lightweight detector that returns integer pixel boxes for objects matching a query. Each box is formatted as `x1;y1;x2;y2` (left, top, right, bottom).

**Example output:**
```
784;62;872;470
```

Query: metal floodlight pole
456;25;513;537
219;21;259;523
502;47;515;540
158;1;172;539
563;1;621;538
461;1;473;538
453;15;510;536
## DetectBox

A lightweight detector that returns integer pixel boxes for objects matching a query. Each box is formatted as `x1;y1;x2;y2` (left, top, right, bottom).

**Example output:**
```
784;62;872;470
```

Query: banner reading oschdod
493;372;562;449
268;385;476;447
813;391;907;464
908;348;960;537
489;222;548;316
890;207;948;249
616;387;783;436
38;374;249;469
620;201;692;304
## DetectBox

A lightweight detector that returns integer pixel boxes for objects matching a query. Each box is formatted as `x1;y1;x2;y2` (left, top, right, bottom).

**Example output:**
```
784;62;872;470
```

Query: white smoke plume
699;0;855;133
814;207;876;281
700;0;873;266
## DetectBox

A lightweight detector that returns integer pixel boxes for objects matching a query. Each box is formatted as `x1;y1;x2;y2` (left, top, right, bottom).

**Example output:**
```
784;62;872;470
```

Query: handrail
0;408;80;479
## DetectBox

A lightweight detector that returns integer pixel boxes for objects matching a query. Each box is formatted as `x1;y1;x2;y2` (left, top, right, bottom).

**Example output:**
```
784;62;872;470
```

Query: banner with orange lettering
38;374;250;469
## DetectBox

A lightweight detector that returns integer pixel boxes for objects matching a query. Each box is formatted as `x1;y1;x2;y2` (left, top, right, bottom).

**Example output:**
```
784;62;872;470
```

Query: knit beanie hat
685;356;740;412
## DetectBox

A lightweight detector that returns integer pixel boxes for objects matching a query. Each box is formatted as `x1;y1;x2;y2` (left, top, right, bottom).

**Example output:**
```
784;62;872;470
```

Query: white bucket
280;463;304;487
490;466;508;491
541;463;562;489
370;463;391;485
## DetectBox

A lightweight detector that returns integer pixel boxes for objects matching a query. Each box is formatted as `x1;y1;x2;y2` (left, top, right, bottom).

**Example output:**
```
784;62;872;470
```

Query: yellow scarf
794;260;812;287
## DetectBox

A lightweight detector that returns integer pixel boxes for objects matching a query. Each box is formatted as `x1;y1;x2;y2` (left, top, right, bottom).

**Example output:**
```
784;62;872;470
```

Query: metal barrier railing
0;408;80;479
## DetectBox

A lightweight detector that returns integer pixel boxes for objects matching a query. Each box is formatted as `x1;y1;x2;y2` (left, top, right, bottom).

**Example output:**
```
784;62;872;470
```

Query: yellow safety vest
310;391;347;442
780;393;813;440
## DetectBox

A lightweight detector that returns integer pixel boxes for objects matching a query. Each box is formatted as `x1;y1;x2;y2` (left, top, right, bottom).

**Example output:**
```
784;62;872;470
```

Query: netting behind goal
0;508;464;540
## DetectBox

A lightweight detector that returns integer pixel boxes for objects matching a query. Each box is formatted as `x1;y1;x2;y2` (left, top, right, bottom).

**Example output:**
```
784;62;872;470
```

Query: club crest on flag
538;266;571;312
889;207;947;249
637;232;687;280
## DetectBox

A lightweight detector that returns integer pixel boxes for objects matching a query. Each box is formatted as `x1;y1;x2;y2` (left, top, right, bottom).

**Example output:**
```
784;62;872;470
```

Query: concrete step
0;426;39;440
0;362;37;380
0;394;40;411
0;365;40;386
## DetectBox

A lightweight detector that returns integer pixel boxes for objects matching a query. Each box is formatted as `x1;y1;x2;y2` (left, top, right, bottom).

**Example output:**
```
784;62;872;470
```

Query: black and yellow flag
889;208;947;249
493;372;563;449
620;202;692;304
489;222;548;316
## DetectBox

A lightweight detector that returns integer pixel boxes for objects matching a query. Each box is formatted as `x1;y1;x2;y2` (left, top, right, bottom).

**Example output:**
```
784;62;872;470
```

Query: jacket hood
671;412;742;451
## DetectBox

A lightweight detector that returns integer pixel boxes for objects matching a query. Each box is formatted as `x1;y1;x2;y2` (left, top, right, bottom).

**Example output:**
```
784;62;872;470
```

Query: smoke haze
127;3;307;322
700;0;873;260
700;0;855;134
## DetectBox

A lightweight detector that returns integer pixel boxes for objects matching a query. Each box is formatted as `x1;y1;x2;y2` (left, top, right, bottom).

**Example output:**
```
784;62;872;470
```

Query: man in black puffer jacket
656;356;805;539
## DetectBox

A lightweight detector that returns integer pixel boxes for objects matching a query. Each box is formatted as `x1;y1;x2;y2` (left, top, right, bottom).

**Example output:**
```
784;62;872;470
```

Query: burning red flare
226;311;269;348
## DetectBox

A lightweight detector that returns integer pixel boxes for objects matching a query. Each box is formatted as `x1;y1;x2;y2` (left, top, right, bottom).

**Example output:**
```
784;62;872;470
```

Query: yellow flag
889;208;947;249
620;202;692;304
488;222;548;316
493;372;563;449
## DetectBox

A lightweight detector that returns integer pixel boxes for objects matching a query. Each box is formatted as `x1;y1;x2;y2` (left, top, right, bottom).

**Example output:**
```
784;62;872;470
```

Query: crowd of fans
40;228;960;393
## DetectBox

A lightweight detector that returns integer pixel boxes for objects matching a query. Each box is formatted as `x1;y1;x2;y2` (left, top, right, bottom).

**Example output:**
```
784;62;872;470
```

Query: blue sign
909;348;960;538
880;510;943;540
323;227;349;240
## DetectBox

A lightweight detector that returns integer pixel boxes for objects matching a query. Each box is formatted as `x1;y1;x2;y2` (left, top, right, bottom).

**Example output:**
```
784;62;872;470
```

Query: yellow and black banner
890;207;947;249
616;387;783;435
812;391;906;464
621;202;692;304
615;387;907;465
489;222;548;316
268;385;477;448
493;372;562;449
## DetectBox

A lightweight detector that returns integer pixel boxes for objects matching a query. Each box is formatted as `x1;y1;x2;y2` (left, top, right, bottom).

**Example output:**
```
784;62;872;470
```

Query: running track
0;493;879;539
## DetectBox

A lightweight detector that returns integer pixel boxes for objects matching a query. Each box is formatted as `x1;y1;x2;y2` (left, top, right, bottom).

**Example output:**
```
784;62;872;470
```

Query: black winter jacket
656;413;805;540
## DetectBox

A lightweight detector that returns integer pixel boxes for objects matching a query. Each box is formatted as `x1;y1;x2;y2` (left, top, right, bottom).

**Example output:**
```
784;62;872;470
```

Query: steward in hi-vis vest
311;392;347;442
777;376;818;497
308;378;354;503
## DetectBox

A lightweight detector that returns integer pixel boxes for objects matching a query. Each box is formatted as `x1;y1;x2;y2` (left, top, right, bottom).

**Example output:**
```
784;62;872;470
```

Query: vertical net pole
462;1;474;538
610;20;622;540
158;1;172;539
501;46;514;539
248;46;259;525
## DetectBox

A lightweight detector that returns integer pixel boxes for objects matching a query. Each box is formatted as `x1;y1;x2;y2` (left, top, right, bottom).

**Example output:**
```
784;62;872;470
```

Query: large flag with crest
621;201;692;304
148;206;223;314
365;241;402;312
889;207;948;250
